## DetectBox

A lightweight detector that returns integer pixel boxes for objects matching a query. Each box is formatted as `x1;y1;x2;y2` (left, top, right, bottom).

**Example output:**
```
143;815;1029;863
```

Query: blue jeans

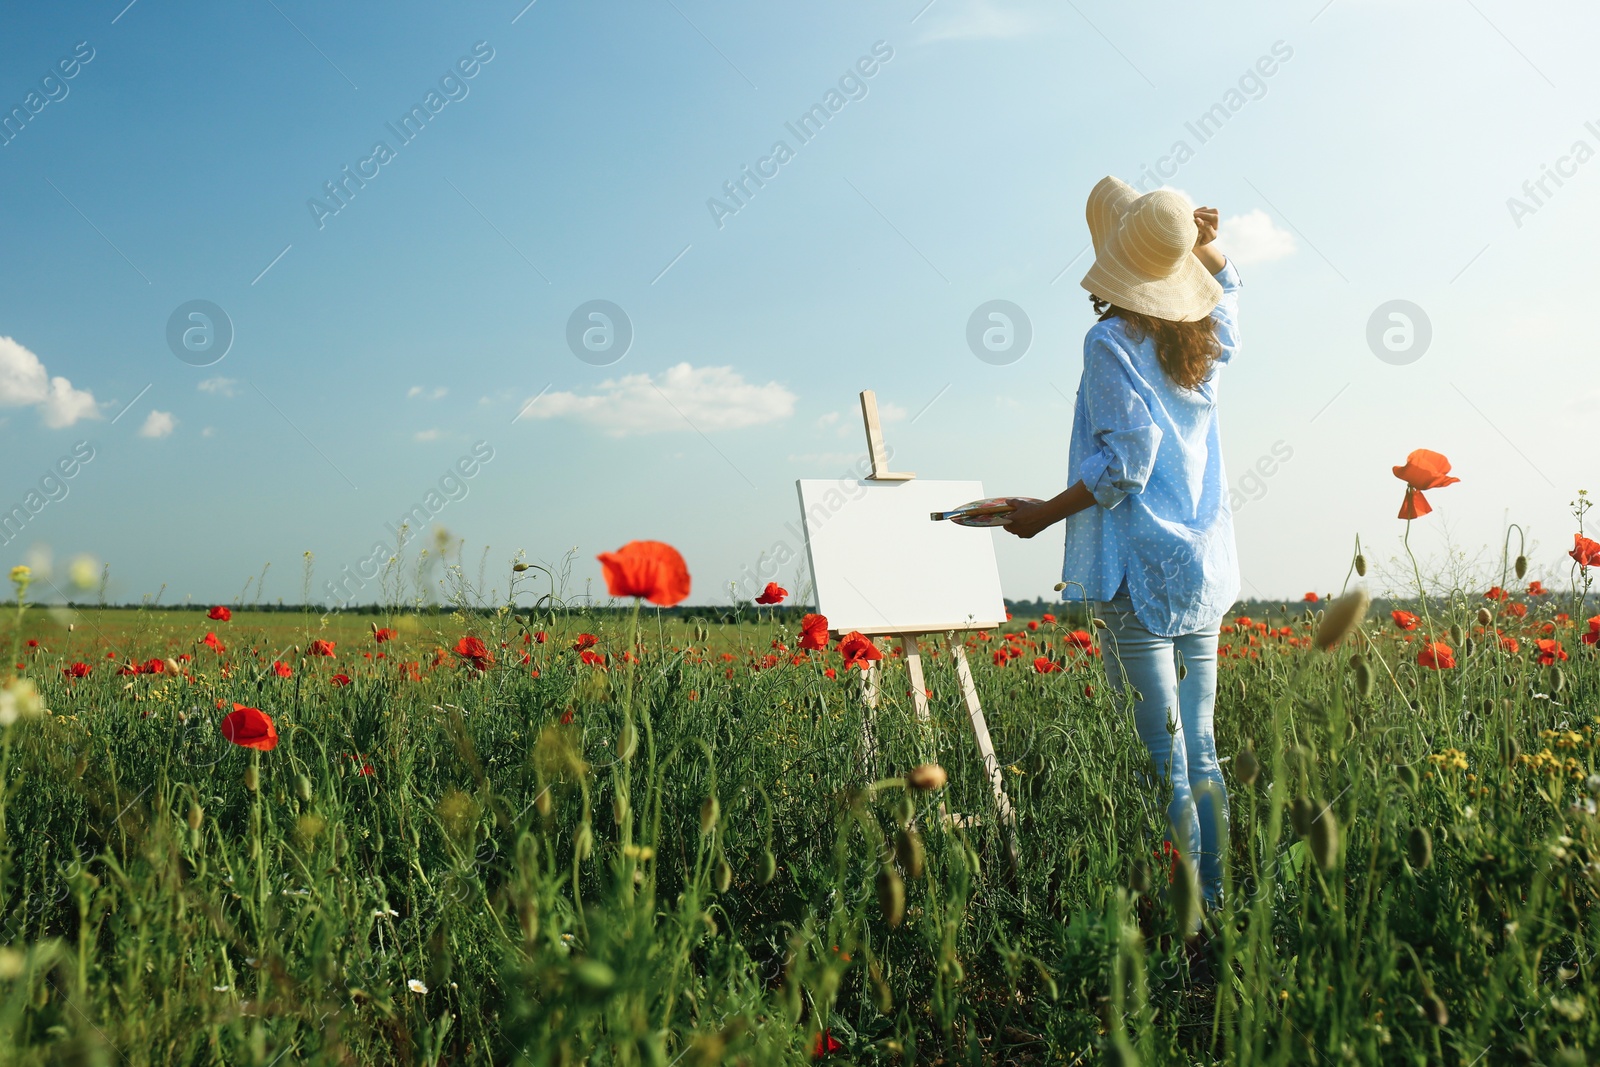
1097;596;1227;904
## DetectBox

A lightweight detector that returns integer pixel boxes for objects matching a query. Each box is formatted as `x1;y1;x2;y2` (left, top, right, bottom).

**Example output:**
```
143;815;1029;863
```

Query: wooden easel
854;390;1020;875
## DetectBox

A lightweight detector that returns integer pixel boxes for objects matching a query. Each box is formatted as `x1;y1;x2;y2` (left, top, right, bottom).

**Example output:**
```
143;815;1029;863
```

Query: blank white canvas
797;479;1007;635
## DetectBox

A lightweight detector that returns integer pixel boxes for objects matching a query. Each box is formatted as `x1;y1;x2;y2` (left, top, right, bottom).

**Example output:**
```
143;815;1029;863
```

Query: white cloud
1219;209;1296;266
201;426;216;438
197;377;238;397
408;386;447;400
528;363;796;437
918;0;1047;43
0;335;100;428
414;429;443;442
138;410;176;439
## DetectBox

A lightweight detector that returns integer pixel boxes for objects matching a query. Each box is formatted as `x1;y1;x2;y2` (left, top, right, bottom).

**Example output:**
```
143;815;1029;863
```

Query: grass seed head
187;803;204;831
714;855;732;893
906;763;948;792
1424;990;1449;1028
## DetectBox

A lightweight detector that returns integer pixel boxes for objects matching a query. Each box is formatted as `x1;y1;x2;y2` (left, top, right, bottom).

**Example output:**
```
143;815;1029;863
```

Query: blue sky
1;0;1596;610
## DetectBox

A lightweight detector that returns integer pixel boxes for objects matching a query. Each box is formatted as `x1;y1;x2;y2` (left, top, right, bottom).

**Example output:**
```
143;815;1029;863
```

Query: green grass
0;584;1596;1065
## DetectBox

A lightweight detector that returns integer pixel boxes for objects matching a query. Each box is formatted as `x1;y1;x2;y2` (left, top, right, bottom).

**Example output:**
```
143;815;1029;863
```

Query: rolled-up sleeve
1077;337;1163;509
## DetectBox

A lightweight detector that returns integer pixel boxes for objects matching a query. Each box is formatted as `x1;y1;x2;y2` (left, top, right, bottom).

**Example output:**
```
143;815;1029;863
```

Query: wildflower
596;540;691;606
1504;602;1528;619
836;631;882;672
207;605;232;621
454;636;493;671
1042;613;1056;623
579;649;606;667
1304;592;1319;603
202;632;226;653
220;704;278;751
573;633;598;652
754;581;787;605
1417;642;1455;670
330;673;351;687
799;613;829;651
812;1030;843;1059
307;639;335;657
407;979;428;995
1032;656;1060;673
1484;586;1508;601
272;661;292;678
822;668;836;680
1535;638;1567;666
1571;533;1600;569
1391;610;1420;631
1498;631;1520;654
1064;630;1095;650
63;662;91;679
0;679;44;725
1583;616;1600;646
372;627;397;643
1392;449;1460;519
1527;581;1547;596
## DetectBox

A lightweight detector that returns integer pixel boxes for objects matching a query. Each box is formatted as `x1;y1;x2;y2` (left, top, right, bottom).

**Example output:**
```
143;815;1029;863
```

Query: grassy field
0;568;1597;1065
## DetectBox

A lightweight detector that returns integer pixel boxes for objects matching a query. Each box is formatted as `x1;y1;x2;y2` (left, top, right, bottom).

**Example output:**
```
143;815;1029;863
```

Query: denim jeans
1097;596;1227;904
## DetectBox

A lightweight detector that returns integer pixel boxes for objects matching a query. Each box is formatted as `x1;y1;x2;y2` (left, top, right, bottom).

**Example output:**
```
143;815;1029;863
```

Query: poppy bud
1407;826;1433;870
295;774;313;803
613;791;629;824
574;821;593;862
244;765;259;793
894;828;925;879
1171;855;1200;939
512;563;530;572
870;959;893;1013
1290;796;1315;837
876;865;905;927
1311;811;1339;870
1399;764;1418;791
188;803;204;831
1350;654;1373;699
906;763;948;792
1477;607;1492;626
1091;618;1107;630
714;855;732;893
1354;553;1367;577
1315;588;1370;651
1448;624;1464;647
1177;662;1188;681
1234;742;1259;787
616;723;638;761
700;796;720;835
894;795;914;830
1053;582;1067;591
1514;555;1528;579
535;788;553;818
1548;665;1566;693
1424;990;1448;1028
757;849;777;885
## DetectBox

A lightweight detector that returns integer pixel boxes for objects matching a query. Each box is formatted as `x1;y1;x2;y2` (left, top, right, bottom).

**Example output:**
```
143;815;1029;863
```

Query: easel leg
900;634;930;723
950;639;1021;877
860;657;881;774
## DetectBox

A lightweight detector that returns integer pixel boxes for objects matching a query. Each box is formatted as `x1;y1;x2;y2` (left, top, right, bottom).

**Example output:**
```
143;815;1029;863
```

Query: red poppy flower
836;631;883;672
272;660;292;678
454;636;494;671
596;540;691;606
1392;449;1460;519
1503;602;1527;619
812;1030;843;1060
573;633;598;652
1527;581;1547;597
1484;586;1507;601
755;581;787;605
1571;534;1600;569
308;640;336;657
1582;616;1600;646
63;662;91;678
221;704;278;751
115;661;142;676
1417;642;1456;670
144;658;166;674
1303;592;1319;603
372;627;397;643
202;632;226;653
399;660;422;681
208;605;232;621
1032;656;1061;673
330;673;351;686
1535;638;1567;666
1391;610;1420;631
579;649;606;667
823;667;836;679
534;631;548;644
1064;630;1095;650
25;639;38;649
1041;613;1056;623
991;649;1009;666
799;613;829;651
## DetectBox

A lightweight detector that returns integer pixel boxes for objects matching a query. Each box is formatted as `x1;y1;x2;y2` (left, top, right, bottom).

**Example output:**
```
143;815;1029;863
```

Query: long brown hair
1090;295;1221;391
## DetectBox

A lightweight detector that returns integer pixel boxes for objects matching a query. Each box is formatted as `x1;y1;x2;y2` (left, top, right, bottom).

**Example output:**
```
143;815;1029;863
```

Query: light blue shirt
1060;259;1242;637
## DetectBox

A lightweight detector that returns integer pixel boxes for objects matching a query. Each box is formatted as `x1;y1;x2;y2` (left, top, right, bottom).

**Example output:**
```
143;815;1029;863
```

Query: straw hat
1080;176;1222;323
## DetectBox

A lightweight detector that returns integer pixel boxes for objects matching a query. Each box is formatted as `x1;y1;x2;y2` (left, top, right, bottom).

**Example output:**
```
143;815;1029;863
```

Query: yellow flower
8;565;30;589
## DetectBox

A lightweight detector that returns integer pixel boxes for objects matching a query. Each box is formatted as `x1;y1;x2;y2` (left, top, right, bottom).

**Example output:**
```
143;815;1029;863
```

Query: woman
1005;176;1240;906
